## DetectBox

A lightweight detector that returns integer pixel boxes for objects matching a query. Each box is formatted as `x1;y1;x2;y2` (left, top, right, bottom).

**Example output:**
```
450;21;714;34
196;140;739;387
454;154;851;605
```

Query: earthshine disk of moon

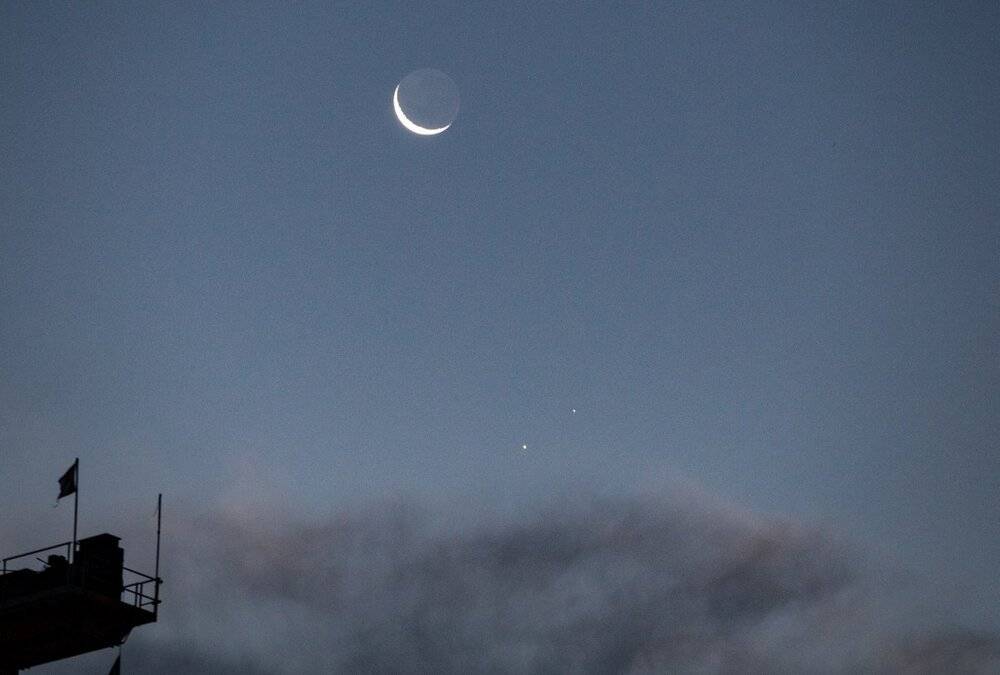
393;69;459;136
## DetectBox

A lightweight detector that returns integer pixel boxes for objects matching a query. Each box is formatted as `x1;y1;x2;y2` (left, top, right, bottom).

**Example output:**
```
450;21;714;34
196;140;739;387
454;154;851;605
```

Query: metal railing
1;541;75;607
1;541;160;618
1;541;73;577
122;565;161;617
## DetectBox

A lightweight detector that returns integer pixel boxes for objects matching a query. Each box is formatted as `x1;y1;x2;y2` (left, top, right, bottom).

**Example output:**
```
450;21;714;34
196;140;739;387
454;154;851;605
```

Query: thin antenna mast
154;493;162;617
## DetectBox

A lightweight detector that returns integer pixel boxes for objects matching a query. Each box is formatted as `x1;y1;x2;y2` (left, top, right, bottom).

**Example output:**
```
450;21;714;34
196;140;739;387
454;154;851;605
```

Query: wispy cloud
125;494;998;673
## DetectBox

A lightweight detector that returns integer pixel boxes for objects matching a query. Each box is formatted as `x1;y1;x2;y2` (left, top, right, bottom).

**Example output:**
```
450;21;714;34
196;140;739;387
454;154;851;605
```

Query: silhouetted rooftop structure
0;532;160;672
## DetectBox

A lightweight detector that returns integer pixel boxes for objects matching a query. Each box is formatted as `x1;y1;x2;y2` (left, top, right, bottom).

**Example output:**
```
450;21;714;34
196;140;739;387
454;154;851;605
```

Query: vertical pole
71;458;79;565
154;493;162;617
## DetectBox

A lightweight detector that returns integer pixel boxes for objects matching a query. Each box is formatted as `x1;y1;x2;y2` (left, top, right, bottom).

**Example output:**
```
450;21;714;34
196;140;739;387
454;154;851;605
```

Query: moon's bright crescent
393;85;451;136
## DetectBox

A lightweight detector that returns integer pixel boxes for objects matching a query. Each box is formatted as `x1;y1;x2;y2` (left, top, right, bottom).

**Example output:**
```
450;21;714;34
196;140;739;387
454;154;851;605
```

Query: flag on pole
58;459;78;500
107;652;120;675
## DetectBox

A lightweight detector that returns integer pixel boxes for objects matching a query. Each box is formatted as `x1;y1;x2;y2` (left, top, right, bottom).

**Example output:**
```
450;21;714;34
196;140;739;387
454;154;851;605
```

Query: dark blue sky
2;0;998;633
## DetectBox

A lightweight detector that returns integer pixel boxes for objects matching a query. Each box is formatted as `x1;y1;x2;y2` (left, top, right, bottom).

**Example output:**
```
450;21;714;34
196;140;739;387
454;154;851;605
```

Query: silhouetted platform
0;534;159;672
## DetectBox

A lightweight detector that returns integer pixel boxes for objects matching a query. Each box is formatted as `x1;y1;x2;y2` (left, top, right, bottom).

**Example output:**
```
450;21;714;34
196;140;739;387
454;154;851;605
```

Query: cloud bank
123;494;998;673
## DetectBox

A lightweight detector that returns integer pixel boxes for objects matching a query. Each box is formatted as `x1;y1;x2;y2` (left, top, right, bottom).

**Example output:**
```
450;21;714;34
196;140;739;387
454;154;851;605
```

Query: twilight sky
2;2;999;669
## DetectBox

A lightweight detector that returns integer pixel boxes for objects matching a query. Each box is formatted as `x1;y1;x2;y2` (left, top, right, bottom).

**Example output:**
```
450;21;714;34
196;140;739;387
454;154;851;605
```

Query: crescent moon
393;85;451;136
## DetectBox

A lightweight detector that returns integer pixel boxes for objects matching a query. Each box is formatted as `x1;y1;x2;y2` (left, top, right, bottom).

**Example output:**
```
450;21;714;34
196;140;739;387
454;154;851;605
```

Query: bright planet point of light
392;85;451;136
521;444;528;451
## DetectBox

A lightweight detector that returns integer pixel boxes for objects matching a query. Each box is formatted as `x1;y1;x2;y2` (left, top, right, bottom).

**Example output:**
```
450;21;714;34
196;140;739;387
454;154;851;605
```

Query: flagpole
71;458;79;564
154;492;162;618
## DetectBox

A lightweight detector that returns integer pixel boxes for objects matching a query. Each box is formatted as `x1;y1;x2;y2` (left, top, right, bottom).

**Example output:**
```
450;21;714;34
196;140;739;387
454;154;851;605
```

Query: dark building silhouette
0;533;160;673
